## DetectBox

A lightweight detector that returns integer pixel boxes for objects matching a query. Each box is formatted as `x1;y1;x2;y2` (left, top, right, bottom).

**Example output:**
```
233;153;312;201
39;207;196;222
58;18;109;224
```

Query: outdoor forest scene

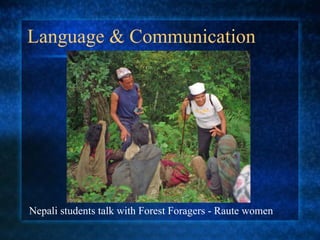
67;51;250;203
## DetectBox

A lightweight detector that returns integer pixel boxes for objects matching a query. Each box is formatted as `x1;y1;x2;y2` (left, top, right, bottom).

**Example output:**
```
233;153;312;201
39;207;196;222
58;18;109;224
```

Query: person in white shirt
181;82;227;160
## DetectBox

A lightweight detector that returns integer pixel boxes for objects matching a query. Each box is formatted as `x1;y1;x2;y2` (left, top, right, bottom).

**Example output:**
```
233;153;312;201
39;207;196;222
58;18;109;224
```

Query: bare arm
137;87;143;109
218;110;226;134
135;87;144;115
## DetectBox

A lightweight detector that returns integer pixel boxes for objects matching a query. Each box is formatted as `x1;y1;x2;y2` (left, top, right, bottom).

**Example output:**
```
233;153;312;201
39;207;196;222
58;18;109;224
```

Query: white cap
116;67;132;79
189;82;205;95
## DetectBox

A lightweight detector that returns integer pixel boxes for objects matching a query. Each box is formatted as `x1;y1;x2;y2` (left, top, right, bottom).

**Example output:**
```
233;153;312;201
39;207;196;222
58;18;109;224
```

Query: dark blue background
1;0;319;239
21;20;298;221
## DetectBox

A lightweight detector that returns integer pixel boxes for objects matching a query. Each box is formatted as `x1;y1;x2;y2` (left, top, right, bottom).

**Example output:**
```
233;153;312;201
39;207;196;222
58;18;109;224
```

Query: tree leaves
67;50;250;163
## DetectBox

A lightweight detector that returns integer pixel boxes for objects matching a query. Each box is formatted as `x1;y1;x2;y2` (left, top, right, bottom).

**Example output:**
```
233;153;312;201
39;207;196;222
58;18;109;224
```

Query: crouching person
191;134;240;199
76;120;107;193
207;134;240;198
112;122;162;202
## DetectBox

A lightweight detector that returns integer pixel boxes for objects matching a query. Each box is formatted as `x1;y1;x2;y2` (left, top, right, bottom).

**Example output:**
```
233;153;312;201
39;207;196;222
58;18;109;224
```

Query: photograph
66;51;250;203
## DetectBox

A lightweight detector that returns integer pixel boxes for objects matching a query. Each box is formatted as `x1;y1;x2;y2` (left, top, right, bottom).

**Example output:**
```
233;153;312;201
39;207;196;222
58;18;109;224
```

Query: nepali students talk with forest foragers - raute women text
110;67;144;152
181;82;227;160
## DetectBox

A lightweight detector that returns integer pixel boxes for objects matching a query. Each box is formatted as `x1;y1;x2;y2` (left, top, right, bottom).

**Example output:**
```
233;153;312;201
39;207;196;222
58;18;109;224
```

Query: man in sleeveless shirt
110;67;143;151
181;82;227;160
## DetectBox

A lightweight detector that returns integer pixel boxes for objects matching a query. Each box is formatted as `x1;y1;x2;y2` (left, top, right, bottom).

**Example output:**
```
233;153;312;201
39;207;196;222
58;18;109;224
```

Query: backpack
160;159;190;187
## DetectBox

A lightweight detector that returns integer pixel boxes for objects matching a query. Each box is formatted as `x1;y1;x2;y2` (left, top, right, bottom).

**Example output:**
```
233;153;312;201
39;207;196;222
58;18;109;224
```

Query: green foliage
136;194;160;203
67;52;112;100
81;182;132;203
153;121;182;155
67;175;132;203
66;50;251;203
67;127;86;163
67;175;80;201
67;51;250;127
67;51;115;128
106;122;122;150
224;106;251;167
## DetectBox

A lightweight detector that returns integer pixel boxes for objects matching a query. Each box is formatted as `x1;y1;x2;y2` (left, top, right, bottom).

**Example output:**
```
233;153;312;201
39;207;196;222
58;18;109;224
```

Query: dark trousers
197;125;221;160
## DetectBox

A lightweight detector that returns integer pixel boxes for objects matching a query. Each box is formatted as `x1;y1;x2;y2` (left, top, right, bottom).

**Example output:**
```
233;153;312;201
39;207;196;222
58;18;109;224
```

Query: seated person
76;120;107;193
112;122;162;201
191;134;241;199
208;134;240;198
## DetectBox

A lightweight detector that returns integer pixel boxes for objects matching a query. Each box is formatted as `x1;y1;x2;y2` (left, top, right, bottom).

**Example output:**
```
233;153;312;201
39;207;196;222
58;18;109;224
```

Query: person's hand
120;128;130;142
134;107;144;115
210;126;225;137
182;98;190;108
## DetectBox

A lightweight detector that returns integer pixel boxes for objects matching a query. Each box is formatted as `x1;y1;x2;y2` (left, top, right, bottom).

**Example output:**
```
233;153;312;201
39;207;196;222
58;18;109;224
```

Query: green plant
67;175;80;202
66;50;251;203
67;175;132;203
225;107;251;167
136;194;160;203
80;185;132;203
153;121;183;155
106;122;122;150
67;127;87;163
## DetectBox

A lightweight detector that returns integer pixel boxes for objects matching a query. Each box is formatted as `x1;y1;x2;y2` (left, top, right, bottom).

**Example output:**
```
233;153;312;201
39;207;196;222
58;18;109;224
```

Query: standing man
110;67;143;151
181;82;226;160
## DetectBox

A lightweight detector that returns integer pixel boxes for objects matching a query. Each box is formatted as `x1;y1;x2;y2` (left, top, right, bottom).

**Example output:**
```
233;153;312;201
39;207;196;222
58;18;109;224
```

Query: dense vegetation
67;51;250;203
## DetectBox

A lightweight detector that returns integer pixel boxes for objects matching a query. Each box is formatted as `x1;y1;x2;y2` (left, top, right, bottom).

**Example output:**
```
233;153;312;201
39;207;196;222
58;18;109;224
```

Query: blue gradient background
1;1;319;239
21;20;298;221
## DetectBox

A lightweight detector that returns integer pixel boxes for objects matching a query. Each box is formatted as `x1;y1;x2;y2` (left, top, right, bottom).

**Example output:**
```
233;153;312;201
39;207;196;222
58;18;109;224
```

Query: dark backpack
160;159;190;187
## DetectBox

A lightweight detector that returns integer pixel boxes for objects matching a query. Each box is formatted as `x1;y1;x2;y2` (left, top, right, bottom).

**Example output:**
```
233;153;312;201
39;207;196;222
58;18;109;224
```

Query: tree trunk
94;93;110;125
153;90;159;111
83;99;91;126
